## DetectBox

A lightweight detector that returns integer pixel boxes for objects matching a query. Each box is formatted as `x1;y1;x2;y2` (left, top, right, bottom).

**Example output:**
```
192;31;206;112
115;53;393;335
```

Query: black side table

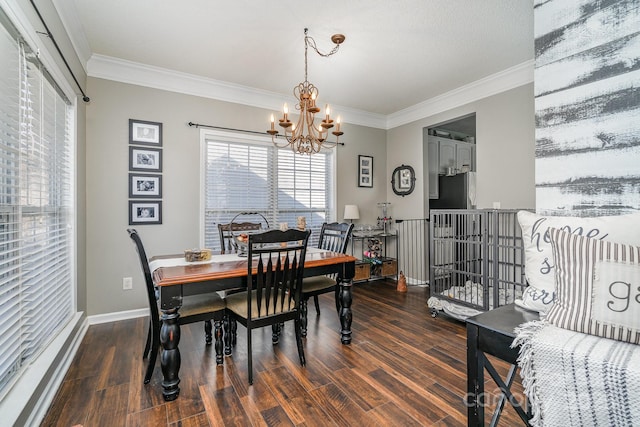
466;303;539;426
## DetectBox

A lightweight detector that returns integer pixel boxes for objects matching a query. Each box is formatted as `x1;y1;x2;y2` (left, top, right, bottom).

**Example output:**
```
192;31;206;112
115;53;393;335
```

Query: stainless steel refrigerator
429;172;473;209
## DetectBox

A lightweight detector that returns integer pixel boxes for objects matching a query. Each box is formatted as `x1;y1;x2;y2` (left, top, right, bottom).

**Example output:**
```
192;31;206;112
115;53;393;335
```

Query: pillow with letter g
545;227;640;344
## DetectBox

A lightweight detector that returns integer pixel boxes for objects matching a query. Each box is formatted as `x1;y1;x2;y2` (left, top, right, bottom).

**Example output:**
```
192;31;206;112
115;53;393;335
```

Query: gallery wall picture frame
130;146;163;172
358;155;373;188
129;173;162;198
129;119;162;146
129;200;162;225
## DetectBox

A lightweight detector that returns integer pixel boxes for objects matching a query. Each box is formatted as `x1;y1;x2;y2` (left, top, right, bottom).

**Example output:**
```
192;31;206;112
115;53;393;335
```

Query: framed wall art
358;155;373;188
129;173;162;198
129;200;162;225
129;146;162;172
129;119;162;146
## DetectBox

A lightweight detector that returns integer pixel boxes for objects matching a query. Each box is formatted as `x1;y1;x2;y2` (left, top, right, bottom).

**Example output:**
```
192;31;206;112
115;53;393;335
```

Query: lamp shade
343;204;360;221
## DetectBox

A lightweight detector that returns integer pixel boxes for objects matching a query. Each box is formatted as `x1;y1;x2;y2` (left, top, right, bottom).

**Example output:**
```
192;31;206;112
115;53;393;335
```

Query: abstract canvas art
534;0;640;216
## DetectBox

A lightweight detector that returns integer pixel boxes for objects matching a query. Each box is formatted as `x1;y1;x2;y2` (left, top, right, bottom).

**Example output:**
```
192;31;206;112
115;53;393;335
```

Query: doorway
424;113;476;214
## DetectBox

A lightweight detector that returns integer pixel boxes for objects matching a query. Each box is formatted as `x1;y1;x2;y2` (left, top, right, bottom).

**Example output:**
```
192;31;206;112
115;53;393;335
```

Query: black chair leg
204;319;212;345
313;295;321;315
231;318;237;346
144;322;160;384
301;298;308;337
247;327;253;385
294;318;306;366
223;314;232;355
214;319;223;364
143;321;152;359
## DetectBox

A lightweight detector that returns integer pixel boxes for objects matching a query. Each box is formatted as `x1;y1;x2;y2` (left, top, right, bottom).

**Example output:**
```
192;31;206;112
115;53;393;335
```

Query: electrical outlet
123;277;133;290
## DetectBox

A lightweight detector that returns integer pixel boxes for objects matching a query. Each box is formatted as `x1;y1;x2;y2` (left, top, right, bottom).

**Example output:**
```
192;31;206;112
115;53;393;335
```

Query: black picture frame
129;173;162;198
129;200;162;225
129;119;162;146
129;146;162;172
358;155;373;188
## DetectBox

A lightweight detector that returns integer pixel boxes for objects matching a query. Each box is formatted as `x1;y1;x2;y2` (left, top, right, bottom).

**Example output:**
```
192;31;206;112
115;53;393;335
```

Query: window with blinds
0;9;74;399
203;131;335;249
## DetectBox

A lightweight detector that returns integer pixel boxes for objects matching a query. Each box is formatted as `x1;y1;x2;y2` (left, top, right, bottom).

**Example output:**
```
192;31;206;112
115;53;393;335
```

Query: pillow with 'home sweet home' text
516;211;640;314
546;227;640;344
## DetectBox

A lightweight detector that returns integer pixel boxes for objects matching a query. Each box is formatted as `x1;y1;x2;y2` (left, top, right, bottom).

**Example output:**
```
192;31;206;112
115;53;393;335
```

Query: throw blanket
513;320;640;427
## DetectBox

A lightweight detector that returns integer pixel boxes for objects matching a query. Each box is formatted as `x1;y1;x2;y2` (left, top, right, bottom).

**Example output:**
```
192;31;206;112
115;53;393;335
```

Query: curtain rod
188;122;345;146
30;0;90;102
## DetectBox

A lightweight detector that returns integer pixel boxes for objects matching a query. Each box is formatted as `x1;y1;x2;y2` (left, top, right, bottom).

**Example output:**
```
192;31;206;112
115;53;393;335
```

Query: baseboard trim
88;307;149;325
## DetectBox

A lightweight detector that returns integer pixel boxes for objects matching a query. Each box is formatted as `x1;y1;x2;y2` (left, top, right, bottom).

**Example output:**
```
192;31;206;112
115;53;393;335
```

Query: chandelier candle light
267;28;345;155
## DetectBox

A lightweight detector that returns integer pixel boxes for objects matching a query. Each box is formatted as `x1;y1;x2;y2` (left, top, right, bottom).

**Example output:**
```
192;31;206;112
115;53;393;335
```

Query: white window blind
0;9;74;399
203;132;335;249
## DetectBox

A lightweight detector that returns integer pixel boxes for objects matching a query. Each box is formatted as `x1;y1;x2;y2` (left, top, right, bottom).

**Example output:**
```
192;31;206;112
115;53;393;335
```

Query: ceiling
62;0;534;119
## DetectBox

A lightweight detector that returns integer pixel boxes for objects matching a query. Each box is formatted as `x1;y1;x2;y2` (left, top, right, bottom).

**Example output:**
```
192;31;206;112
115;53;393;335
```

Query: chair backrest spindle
247;229;310;320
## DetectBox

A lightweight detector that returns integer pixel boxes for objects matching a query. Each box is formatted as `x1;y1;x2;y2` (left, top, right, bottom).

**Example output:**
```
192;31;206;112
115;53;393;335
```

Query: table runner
149;247;329;274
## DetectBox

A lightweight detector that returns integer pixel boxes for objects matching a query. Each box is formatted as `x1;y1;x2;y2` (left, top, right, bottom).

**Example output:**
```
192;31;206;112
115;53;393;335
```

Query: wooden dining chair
300;222;353;336
217;222;263;254
225;228;311;384
127;229;227;384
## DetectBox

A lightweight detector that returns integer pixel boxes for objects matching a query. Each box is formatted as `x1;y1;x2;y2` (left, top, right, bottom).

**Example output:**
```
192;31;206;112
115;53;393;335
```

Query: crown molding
386;60;534;129
88;54;533;131
88;54;388;129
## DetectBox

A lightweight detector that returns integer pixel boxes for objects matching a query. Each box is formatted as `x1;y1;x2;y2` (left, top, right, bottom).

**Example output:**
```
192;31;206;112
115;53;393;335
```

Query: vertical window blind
203;132;335;250
0;9;74;399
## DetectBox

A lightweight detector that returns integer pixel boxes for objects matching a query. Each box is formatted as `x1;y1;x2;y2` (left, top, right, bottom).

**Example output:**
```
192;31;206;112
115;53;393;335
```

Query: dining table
150;247;357;401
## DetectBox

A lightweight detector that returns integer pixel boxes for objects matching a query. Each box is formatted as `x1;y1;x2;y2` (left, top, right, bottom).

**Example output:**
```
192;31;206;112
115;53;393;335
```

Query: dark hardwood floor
41;280;526;426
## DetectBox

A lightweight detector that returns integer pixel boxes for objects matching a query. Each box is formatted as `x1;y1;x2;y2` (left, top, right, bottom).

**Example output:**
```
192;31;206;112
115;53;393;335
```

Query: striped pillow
546;228;640;344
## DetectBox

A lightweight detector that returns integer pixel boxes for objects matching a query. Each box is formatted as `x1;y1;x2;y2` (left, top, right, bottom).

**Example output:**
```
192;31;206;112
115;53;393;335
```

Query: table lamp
343;204;360;223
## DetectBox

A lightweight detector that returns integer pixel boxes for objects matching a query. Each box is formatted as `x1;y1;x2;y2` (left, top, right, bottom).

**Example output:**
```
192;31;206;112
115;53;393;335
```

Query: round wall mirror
391;164;416;197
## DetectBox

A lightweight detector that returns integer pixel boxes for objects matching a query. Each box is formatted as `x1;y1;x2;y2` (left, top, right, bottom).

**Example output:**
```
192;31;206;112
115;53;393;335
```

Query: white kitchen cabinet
429;136;475;174
427;139;439;198
456;142;474;171
437;138;457;174
428;135;476;199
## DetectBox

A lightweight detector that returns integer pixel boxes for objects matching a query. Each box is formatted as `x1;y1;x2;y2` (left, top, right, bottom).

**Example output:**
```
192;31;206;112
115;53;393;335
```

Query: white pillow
546;227;640;344
516;210;640;314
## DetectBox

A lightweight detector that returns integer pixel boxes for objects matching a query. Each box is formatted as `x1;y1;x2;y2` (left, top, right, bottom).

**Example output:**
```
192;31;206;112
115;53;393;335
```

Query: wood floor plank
43;280;528;426
324;366;390;412
199;383;251;427
85;382;130;427
40;375;98;427
168;411;211;427
366;401;424;426
307;382;378;426
126;404;168;427
366;367;451;425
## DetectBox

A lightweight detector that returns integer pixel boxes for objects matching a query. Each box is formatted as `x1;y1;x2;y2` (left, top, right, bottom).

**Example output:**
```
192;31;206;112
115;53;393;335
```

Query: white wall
386;83;536;220
86;77;386;315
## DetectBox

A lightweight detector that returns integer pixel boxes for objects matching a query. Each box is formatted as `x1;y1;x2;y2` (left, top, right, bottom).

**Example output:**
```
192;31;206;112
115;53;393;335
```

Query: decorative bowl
184;249;212;262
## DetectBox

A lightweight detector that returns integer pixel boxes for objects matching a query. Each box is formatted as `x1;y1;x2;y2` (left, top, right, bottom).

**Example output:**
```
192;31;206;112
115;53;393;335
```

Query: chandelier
267;28;345;155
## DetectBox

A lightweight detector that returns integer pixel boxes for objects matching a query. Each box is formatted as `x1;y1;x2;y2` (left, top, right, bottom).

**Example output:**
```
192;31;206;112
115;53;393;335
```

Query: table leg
338;278;352;344
467;323;484;426
160;306;181;401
